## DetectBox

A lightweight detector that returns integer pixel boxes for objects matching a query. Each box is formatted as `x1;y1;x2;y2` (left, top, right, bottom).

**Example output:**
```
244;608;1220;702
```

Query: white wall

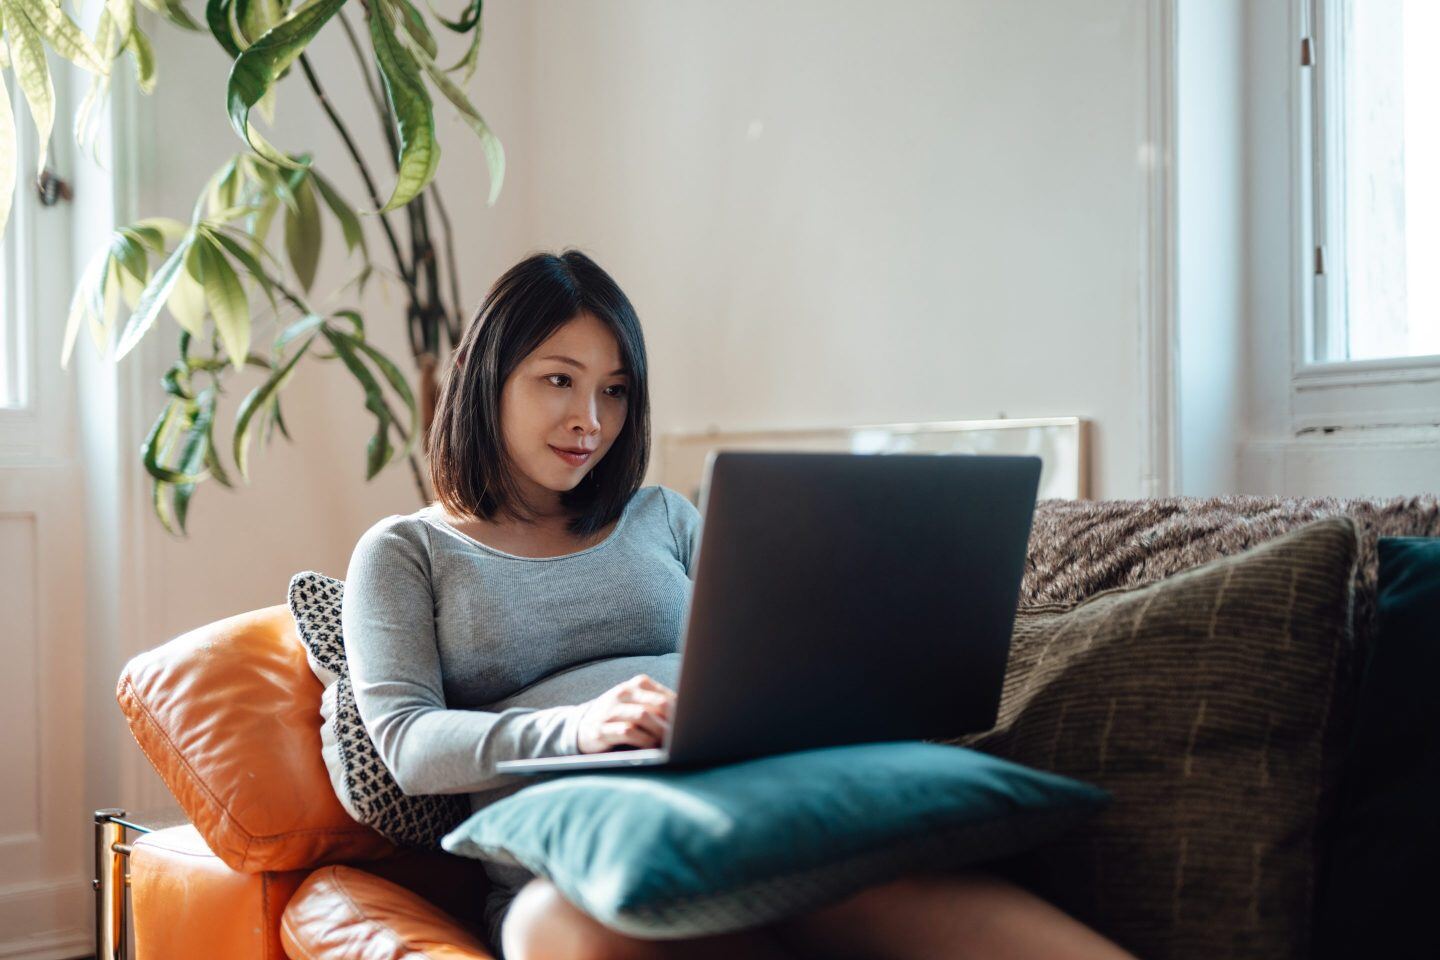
514;0;1157;499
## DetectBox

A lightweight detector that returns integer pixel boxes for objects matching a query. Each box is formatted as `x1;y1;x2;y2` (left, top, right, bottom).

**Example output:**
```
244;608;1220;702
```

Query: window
0;63;74;458
0;193;36;413
1309;0;1440;365
0;78;29;412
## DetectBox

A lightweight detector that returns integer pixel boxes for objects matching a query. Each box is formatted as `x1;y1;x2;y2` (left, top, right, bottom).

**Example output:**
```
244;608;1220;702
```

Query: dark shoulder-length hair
428;249;651;536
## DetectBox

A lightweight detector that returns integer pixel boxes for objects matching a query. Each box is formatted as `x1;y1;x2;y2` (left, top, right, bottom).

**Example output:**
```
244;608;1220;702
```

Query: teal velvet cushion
1315;537;1440;959
441;741;1109;938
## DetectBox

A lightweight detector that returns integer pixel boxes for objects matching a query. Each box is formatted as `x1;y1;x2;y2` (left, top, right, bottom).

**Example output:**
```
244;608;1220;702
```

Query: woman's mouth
550;445;593;467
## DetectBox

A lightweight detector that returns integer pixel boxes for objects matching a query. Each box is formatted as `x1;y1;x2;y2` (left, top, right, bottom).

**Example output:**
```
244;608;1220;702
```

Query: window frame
1291;0;1440;435
0;62;78;462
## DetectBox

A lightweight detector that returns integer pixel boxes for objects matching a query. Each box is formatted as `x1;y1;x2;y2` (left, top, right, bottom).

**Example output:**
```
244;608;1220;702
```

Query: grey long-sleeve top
341;485;701;816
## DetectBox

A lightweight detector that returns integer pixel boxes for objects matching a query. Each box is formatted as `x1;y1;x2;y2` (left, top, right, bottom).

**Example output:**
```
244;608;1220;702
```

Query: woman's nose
569;395;601;433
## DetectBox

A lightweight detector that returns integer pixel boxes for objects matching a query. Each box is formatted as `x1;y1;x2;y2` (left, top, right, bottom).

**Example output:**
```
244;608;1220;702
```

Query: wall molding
0;876;90;960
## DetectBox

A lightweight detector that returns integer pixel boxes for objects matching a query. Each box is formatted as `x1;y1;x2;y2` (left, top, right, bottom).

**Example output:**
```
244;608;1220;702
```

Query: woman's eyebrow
539;354;629;376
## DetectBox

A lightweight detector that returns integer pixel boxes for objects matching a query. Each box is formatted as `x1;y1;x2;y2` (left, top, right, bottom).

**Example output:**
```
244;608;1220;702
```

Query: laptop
495;450;1041;775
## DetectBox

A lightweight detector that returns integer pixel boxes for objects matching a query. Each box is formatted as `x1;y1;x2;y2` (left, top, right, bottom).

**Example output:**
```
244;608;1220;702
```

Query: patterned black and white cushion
287;571;469;848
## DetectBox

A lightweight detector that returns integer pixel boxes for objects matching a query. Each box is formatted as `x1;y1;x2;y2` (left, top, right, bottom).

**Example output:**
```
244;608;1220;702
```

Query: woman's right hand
576;674;676;754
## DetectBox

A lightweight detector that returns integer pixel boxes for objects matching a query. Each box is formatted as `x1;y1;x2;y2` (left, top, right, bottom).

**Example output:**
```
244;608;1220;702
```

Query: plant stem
336;9;399;168
411;192;442;355
429;181;464;346
296;52;413;289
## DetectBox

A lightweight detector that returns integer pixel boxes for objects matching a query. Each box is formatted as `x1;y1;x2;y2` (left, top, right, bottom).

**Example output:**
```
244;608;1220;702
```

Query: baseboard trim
0;877;91;960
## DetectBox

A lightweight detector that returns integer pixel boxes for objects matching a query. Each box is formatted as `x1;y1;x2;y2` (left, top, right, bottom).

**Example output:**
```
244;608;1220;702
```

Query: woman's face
499;311;631;510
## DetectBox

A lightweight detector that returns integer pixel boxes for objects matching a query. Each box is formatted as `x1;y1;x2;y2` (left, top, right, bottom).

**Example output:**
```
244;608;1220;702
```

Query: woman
343;250;1137;960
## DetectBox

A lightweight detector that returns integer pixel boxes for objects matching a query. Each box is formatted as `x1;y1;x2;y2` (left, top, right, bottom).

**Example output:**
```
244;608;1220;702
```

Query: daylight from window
1341;0;1440;361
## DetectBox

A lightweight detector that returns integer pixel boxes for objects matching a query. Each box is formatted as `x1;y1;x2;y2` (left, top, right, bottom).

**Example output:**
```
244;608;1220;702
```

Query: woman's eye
605;385;629;399
546;374;571;387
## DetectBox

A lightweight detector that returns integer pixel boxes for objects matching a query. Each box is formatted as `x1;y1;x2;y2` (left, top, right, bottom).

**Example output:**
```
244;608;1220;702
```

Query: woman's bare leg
501;878;799;960
771;870;1138;960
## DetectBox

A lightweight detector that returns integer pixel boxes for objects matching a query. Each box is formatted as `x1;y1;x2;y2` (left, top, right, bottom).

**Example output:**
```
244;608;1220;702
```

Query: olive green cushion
954;516;1361;960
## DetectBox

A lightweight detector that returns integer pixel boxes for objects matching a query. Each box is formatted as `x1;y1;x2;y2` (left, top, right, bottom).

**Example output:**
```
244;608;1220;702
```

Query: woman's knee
501;879;655;960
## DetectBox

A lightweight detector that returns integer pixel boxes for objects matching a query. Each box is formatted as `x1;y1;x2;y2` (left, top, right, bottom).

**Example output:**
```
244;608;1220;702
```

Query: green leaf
274;312;324;351
206;156;242;216
369;0;440;212
204;429;234;488
246;192;281;244
393;21;502;205
25;0;109;74
239;0;284;46
110;234;149;315
115;236;195;361
152;475;181;536
424;0;479;32
442;0;482;83
142;398;208;485
284;173;322;291
126;25;158;95
3;0;56;173
254;81;277;125
193;237;251;371
138;0;204;31
323;326;398;479
173;389;219;532
161;358;196;400
104;0;135;50
330;308;364;337
396;0;436;59
206;0;243;58
74;10;116;163
226;0;347;167
0;62;15;242
271;392;292;440
122;224;166;254
246;152;300;214
61;245;110;369
346;331;419;458
310;169;366;256
99;258;123;351
134;217;191;244
201;225;280;313
166;243;208;336
233;338;311;481
212;221;287;272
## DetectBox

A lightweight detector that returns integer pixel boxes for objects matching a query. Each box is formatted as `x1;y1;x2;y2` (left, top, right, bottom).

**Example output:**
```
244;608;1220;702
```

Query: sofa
102;493;1440;960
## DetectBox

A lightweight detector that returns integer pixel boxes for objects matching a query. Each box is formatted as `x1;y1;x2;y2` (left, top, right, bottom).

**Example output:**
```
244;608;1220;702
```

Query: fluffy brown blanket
1022;494;1440;653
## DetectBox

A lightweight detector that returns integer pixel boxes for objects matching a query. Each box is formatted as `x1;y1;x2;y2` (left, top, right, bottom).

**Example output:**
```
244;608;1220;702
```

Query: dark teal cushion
1315;537;1440;959
441;741;1109;938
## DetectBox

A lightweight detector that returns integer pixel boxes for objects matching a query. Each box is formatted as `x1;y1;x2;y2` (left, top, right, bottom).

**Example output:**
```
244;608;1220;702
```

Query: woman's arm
662;487;703;577
342;521;585;795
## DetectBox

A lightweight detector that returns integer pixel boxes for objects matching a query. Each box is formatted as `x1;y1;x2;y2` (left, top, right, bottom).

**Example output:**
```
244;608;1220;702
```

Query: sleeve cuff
562;702;586;755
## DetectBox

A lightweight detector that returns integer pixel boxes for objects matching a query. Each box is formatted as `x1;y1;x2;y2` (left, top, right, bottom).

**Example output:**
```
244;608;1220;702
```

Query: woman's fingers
629;674;677;698
617;687;674;718
602;719;662;749
613;702;669;741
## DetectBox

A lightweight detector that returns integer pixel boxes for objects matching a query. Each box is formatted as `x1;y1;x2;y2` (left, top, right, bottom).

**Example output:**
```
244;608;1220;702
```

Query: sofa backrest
117;604;395;873
1023;492;1440;658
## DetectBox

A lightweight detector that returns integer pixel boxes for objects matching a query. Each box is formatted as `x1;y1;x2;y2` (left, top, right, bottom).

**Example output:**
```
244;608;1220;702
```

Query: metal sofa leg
93;809;129;960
